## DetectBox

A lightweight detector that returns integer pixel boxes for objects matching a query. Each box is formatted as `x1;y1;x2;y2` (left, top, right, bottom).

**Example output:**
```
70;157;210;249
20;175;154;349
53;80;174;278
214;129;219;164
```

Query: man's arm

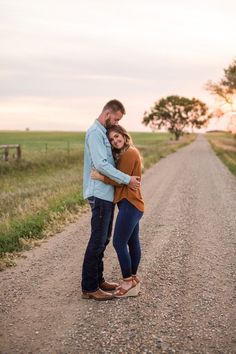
90;143;141;190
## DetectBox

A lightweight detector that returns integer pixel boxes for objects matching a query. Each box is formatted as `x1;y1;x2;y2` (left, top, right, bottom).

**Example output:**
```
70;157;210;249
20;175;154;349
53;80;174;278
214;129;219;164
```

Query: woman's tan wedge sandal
114;277;139;298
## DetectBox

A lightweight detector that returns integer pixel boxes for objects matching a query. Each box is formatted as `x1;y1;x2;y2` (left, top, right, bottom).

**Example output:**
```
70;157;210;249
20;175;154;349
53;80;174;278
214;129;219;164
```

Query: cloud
0;52;224;100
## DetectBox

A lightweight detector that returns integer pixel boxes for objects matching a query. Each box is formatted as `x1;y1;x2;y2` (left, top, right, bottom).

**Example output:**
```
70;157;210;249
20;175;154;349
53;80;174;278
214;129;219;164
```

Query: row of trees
142;59;236;139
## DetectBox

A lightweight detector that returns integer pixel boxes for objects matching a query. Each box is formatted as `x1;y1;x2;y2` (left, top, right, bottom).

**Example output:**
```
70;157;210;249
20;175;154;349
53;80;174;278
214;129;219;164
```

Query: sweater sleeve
103;176;121;186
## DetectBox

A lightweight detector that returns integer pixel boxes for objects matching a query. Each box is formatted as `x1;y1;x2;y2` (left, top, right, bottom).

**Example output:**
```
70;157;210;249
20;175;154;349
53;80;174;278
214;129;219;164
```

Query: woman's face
108;131;125;149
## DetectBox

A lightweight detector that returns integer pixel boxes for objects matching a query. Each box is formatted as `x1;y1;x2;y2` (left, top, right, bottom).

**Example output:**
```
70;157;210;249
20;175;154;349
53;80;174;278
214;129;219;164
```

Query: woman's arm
91;168;120;186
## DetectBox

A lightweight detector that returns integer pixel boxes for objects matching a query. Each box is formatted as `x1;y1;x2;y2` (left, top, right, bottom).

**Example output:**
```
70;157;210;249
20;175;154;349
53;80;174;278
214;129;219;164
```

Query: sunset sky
0;0;235;131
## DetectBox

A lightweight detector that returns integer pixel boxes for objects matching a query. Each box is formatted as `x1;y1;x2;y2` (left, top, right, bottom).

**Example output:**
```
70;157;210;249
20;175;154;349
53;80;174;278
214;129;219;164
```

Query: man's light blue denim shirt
83;120;131;202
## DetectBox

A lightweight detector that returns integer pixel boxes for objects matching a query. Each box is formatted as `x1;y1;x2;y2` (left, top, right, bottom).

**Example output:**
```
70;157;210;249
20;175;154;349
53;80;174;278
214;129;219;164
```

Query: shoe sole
81;293;114;301
136;282;141;293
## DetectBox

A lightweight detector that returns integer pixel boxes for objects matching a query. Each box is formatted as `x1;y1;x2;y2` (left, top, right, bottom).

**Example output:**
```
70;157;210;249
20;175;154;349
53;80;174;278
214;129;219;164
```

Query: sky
0;0;235;132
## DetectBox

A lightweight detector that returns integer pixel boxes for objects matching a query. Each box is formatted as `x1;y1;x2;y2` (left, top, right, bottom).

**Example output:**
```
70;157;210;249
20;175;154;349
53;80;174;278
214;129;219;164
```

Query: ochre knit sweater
103;146;144;212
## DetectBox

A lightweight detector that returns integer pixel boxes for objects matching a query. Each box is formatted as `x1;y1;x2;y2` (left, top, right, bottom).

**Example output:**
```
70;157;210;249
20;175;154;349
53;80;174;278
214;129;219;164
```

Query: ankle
123;276;133;282
120;277;134;290
132;274;140;282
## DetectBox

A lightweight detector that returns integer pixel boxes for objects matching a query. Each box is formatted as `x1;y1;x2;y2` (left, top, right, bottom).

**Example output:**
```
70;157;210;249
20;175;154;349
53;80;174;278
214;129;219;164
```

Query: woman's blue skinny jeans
113;199;143;278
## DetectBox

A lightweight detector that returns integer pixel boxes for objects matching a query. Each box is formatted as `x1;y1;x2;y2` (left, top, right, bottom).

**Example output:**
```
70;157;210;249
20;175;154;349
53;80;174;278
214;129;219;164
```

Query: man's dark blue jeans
81;197;114;292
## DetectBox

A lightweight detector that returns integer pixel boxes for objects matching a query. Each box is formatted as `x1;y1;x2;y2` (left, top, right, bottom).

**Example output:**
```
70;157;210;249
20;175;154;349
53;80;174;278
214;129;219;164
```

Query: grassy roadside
206;132;236;177
0;131;195;267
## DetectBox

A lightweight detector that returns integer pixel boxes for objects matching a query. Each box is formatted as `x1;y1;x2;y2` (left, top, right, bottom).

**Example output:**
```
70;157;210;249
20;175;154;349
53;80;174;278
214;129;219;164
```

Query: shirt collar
95;119;107;133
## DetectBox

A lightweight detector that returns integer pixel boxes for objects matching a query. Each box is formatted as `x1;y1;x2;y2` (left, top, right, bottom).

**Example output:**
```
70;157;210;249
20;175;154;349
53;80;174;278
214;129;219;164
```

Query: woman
91;125;144;298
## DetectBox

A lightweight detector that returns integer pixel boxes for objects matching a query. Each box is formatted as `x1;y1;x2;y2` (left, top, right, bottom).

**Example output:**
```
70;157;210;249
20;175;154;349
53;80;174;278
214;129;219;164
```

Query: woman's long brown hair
107;125;133;163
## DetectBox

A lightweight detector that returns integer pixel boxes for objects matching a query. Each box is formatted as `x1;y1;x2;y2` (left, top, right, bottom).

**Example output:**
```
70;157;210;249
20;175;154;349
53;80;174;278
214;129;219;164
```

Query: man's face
105;110;123;128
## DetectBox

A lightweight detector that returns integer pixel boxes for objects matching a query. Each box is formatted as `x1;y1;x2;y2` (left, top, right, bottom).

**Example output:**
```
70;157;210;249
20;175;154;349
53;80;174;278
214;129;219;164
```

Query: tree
142;95;210;140
205;59;236;110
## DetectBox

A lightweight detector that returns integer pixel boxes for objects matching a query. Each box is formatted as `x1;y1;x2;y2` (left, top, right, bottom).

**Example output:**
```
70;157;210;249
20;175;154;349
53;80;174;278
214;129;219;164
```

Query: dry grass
206;132;236;177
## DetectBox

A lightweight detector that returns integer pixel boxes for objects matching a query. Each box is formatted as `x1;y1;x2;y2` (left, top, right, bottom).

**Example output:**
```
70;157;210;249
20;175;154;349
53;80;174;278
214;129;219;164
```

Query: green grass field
206;132;236;176
0;130;195;261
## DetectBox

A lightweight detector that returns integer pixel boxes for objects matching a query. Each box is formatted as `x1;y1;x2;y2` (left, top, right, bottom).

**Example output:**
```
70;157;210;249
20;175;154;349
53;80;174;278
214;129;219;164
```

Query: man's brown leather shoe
82;288;114;301
100;281;119;291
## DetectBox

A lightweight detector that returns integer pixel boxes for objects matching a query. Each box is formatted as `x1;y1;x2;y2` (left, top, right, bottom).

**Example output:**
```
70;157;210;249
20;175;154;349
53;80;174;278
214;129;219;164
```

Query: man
82;99;141;301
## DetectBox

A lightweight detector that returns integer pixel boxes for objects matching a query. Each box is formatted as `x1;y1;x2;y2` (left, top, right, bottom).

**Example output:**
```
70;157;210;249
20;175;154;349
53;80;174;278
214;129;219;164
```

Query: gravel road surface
0;134;235;354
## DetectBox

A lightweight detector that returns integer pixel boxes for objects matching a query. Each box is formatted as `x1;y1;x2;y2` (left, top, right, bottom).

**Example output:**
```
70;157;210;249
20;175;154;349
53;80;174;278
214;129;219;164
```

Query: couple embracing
81;99;144;301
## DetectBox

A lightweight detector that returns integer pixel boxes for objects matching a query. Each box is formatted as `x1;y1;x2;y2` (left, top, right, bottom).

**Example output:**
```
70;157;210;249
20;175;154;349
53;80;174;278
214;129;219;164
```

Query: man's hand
128;176;141;190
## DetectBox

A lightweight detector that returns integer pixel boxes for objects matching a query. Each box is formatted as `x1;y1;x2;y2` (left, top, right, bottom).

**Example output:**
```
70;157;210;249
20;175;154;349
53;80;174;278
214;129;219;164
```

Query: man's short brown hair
103;99;126;114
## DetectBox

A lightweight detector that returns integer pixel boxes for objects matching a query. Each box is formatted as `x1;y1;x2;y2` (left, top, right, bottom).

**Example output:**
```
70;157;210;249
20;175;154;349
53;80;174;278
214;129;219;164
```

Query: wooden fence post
4;147;9;161
0;144;22;161
16;145;21;161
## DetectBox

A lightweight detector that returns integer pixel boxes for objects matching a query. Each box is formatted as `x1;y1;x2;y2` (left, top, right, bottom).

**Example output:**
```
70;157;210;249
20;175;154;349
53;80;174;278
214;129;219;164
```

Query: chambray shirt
83;120;131;202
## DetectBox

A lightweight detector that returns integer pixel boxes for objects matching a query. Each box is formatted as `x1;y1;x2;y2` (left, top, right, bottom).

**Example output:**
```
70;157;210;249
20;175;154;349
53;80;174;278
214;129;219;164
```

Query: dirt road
0;135;235;354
